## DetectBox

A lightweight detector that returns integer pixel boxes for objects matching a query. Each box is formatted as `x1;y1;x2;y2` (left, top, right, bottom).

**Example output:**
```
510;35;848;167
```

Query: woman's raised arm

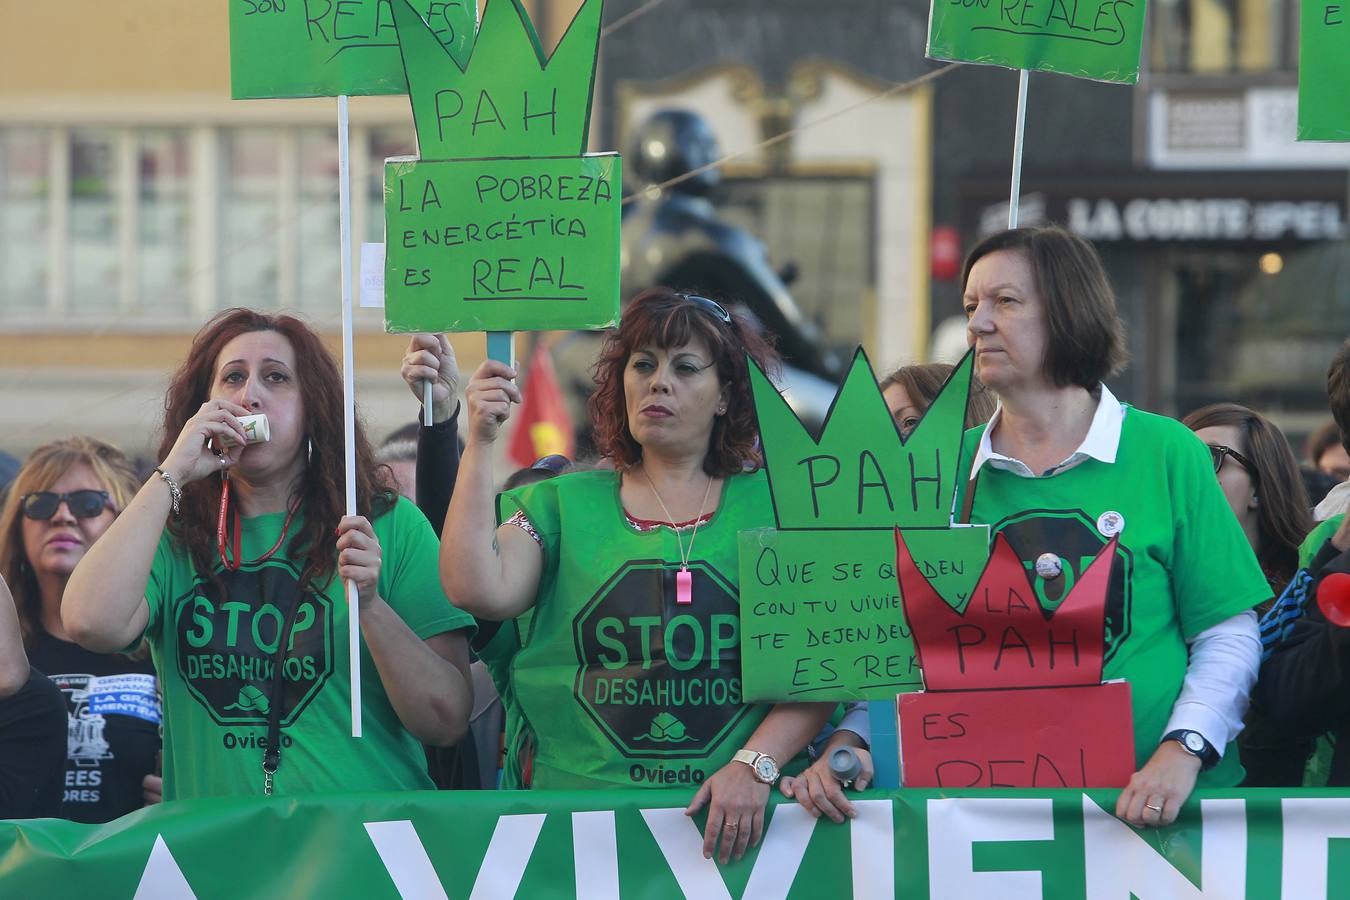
440;360;543;620
64;400;251;651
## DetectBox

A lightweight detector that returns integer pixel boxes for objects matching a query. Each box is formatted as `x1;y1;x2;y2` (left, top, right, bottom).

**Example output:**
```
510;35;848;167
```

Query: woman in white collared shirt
952;225;1267;827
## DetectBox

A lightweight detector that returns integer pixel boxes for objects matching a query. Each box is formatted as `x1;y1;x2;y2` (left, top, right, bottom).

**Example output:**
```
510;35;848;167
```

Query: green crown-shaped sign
393;0;602;160
750;348;975;530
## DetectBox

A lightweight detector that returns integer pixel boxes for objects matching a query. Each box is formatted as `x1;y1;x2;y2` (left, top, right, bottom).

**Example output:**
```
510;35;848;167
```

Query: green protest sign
5;788;1350;897
749;348;974;530
926;0;1148;84
1298;3;1350;140
229;0;476;99
393;0;602;160
382;0;620;336
383;154;621;332
739;526;989;701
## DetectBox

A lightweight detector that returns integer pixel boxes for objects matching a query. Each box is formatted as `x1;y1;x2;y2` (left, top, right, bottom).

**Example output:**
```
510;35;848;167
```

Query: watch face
753;757;779;782
1184;732;1205;753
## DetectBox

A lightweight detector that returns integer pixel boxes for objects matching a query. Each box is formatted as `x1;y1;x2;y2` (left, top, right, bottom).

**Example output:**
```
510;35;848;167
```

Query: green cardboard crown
393;0;602;160
749;348;975;530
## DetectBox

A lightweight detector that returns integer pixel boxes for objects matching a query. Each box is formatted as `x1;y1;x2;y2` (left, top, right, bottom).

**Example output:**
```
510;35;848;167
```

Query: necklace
216;475;301;572
640;467;716;606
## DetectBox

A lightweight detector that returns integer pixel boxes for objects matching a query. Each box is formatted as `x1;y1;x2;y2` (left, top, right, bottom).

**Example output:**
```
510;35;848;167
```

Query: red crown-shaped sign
895;528;1118;691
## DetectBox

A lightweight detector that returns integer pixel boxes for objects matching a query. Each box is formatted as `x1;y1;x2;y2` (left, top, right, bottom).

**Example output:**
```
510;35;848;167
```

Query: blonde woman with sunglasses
0;436;162;821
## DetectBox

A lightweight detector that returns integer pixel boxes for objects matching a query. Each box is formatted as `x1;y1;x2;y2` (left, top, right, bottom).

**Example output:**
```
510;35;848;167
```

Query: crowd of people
2;226;1348;859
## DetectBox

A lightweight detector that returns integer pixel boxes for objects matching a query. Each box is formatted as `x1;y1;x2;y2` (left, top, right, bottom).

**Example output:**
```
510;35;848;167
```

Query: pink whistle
676;567;692;605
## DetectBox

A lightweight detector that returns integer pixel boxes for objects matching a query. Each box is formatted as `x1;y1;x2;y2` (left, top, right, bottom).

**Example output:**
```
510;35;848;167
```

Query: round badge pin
1035;552;1064;580
1096;511;1125;537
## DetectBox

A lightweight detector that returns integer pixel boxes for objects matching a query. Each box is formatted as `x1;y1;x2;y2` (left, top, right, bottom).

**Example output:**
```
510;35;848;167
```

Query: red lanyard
216;476;300;572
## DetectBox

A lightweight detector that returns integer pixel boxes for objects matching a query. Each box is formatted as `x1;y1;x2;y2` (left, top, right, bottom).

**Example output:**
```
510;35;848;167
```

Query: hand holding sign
401;334;461;424
464;359;521;445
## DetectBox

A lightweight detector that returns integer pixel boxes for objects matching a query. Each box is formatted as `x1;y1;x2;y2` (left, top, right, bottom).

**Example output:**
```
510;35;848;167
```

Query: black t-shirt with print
29;632;160;824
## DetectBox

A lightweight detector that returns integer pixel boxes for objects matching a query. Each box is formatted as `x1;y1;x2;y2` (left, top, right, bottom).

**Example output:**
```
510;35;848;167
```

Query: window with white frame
0;123;415;327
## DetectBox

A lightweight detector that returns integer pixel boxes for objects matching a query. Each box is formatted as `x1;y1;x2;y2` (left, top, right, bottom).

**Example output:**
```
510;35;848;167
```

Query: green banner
229;0;476;99
1299;3;1350;140
739;526;989;701
926;0;1148;84
4;788;1350;897
383;154;621;333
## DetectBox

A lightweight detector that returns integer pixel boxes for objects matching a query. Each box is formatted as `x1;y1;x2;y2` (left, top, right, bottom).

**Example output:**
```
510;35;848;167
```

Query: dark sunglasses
678;293;733;324
1208;444;1257;480
21;489;111;520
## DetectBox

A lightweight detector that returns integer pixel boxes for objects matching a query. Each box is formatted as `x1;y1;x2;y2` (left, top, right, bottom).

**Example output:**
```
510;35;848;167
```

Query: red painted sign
898;682;1135;788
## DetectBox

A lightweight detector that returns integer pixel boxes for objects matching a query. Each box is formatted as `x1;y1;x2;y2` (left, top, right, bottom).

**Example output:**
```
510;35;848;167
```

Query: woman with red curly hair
62;309;474;800
443;287;833;864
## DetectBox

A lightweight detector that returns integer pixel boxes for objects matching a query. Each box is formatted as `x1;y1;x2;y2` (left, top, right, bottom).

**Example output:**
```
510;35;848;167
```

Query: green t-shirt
143;496;472;800
497;469;784;790
1299;514;1345;570
957;407;1270;787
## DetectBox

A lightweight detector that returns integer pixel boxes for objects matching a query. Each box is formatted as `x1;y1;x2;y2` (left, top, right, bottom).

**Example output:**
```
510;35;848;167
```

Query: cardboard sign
738;526;989;701
1298;3;1350;141
393;0;602;160
381;0;619;334
897;530;1118;691
898;681;1135;788
925;0;1148;84
382;154;621;332
229;0;476;99
749;349;974;530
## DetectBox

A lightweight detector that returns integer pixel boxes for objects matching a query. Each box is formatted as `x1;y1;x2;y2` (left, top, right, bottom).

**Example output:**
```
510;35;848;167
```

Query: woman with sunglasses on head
62;309;474;800
443;287;834;864
0;437;161;821
1181;404;1313;786
936;227;1265;827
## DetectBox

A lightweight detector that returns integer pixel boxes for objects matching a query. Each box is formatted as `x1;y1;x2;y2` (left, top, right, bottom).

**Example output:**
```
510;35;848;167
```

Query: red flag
507;341;576;470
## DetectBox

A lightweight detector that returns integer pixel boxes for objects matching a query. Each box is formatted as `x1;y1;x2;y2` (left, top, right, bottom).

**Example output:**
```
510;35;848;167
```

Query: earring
306;438;313;465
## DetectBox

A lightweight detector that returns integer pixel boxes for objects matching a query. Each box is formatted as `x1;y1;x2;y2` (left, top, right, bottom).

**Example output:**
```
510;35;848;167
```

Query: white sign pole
1008;69;1030;228
337;94;362;738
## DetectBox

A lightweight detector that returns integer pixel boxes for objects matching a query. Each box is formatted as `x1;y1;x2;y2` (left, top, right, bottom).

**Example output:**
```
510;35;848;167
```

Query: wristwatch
1162;729;1219;771
733;749;781;784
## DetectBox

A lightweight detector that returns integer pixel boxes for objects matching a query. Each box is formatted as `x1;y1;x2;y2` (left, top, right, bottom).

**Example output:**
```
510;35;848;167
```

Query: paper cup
219;413;271;447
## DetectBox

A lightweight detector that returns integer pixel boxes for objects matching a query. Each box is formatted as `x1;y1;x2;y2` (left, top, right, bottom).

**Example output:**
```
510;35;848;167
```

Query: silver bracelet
154;467;182;517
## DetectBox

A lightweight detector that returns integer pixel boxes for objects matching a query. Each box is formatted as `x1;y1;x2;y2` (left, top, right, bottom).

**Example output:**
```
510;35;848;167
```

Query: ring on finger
725;821;739;831
1144;802;1163;813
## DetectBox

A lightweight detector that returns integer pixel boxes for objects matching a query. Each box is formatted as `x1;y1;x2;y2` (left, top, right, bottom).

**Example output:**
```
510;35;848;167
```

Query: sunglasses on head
530;454;572;475
678;293;733;324
21;489;111;521
1208;444;1257;480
